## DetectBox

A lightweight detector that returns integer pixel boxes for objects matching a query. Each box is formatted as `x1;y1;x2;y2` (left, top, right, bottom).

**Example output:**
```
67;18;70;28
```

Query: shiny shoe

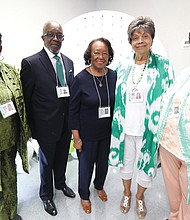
96;189;108;202
136;198;147;219
81;199;91;214
43;200;57;216
120;195;131;213
62;185;76;198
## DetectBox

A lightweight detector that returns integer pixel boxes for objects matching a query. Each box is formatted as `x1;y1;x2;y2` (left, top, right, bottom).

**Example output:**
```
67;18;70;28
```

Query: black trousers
38;126;71;201
77;137;110;200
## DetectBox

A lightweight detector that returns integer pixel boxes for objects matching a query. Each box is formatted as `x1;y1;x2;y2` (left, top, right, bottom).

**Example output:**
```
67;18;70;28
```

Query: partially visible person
109;16;175;219
69;37;116;214
157;66;190;220
0;32;30;220
20;21;75;216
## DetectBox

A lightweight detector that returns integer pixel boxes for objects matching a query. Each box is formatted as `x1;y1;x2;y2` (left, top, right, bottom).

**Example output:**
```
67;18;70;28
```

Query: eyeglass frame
43;32;64;41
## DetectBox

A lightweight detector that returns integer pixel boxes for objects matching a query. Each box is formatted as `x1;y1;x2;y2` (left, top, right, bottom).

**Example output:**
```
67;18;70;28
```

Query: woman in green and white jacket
109;16;175;219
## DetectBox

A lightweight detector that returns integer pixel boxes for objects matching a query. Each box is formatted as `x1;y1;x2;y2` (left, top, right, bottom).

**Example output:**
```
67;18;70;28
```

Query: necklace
90;67;105;87
132;61;147;88
95;75;104;87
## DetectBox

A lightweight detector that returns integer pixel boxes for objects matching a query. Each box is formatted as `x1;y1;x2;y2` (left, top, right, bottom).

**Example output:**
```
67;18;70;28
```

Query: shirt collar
43;46;61;59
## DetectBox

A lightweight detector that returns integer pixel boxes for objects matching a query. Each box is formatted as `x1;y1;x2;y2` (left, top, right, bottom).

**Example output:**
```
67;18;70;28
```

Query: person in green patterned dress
0;33;30;220
109;16;175;219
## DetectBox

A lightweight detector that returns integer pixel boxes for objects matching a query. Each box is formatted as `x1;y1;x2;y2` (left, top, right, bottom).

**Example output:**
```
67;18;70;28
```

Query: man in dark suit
20;21;75;216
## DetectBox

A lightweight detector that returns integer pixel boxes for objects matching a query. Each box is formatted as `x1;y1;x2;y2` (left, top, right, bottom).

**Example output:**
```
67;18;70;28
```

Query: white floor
17;154;170;220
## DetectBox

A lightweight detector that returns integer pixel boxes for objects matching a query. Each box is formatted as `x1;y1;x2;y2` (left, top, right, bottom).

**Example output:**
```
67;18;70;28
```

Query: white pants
120;134;153;188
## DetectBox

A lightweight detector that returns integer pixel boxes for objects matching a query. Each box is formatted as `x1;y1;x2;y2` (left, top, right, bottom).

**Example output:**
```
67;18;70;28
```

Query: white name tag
98;107;110;118
128;91;143;103
0;101;17;118
56;86;70;98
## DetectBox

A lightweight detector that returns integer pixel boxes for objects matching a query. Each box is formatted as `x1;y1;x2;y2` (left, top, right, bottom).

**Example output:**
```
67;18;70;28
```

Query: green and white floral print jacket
109;52;175;177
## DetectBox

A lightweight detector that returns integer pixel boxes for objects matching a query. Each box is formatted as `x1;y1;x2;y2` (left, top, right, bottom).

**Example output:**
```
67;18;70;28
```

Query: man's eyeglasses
43;32;64;41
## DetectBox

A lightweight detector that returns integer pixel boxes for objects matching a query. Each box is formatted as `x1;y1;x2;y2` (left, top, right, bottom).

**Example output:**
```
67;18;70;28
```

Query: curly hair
128;16;155;44
84;37;114;66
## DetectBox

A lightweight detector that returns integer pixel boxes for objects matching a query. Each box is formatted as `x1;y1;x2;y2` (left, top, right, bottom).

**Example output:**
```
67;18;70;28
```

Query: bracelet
74;139;81;144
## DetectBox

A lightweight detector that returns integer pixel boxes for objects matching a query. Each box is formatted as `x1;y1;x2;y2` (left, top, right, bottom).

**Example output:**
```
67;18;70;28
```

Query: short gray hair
128;16;155;44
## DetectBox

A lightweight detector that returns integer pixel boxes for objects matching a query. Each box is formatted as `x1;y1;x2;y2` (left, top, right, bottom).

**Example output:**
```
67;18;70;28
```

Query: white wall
96;0;190;74
1;0;190;74
0;0;94;67
61;11;168;74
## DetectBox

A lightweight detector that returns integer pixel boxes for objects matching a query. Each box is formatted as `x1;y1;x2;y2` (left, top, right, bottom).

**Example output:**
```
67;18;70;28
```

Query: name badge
128;91;143;103
0;101;17;118
56;86;70;98
168;105;179;118
98;107;110;118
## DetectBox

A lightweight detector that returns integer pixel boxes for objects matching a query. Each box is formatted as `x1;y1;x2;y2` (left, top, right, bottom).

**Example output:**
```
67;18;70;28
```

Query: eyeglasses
43;32;64;41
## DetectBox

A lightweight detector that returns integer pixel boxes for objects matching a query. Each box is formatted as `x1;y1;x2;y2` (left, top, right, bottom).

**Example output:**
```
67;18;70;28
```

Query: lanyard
91;68;110;108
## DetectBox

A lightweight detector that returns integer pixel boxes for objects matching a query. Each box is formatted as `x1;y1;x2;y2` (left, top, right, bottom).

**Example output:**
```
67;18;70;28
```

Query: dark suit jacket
20;48;74;142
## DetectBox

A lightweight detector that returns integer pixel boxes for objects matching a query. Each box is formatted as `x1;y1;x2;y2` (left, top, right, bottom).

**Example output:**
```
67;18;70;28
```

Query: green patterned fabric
0;62;30;171
0;147;17;220
109;52;175;178
156;67;190;203
0;79;20;152
0;62;30;219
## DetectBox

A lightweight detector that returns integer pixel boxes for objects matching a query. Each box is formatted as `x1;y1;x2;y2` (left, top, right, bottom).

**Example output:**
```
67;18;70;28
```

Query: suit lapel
38;49;73;85
39;49;57;82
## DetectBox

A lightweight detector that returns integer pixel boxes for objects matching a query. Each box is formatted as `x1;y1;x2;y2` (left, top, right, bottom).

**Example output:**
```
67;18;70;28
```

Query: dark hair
128;16;155;44
0;33;2;45
84;37;114;66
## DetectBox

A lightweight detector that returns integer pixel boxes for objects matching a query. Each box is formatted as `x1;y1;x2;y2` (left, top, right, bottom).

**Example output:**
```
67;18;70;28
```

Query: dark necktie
54;55;65;86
